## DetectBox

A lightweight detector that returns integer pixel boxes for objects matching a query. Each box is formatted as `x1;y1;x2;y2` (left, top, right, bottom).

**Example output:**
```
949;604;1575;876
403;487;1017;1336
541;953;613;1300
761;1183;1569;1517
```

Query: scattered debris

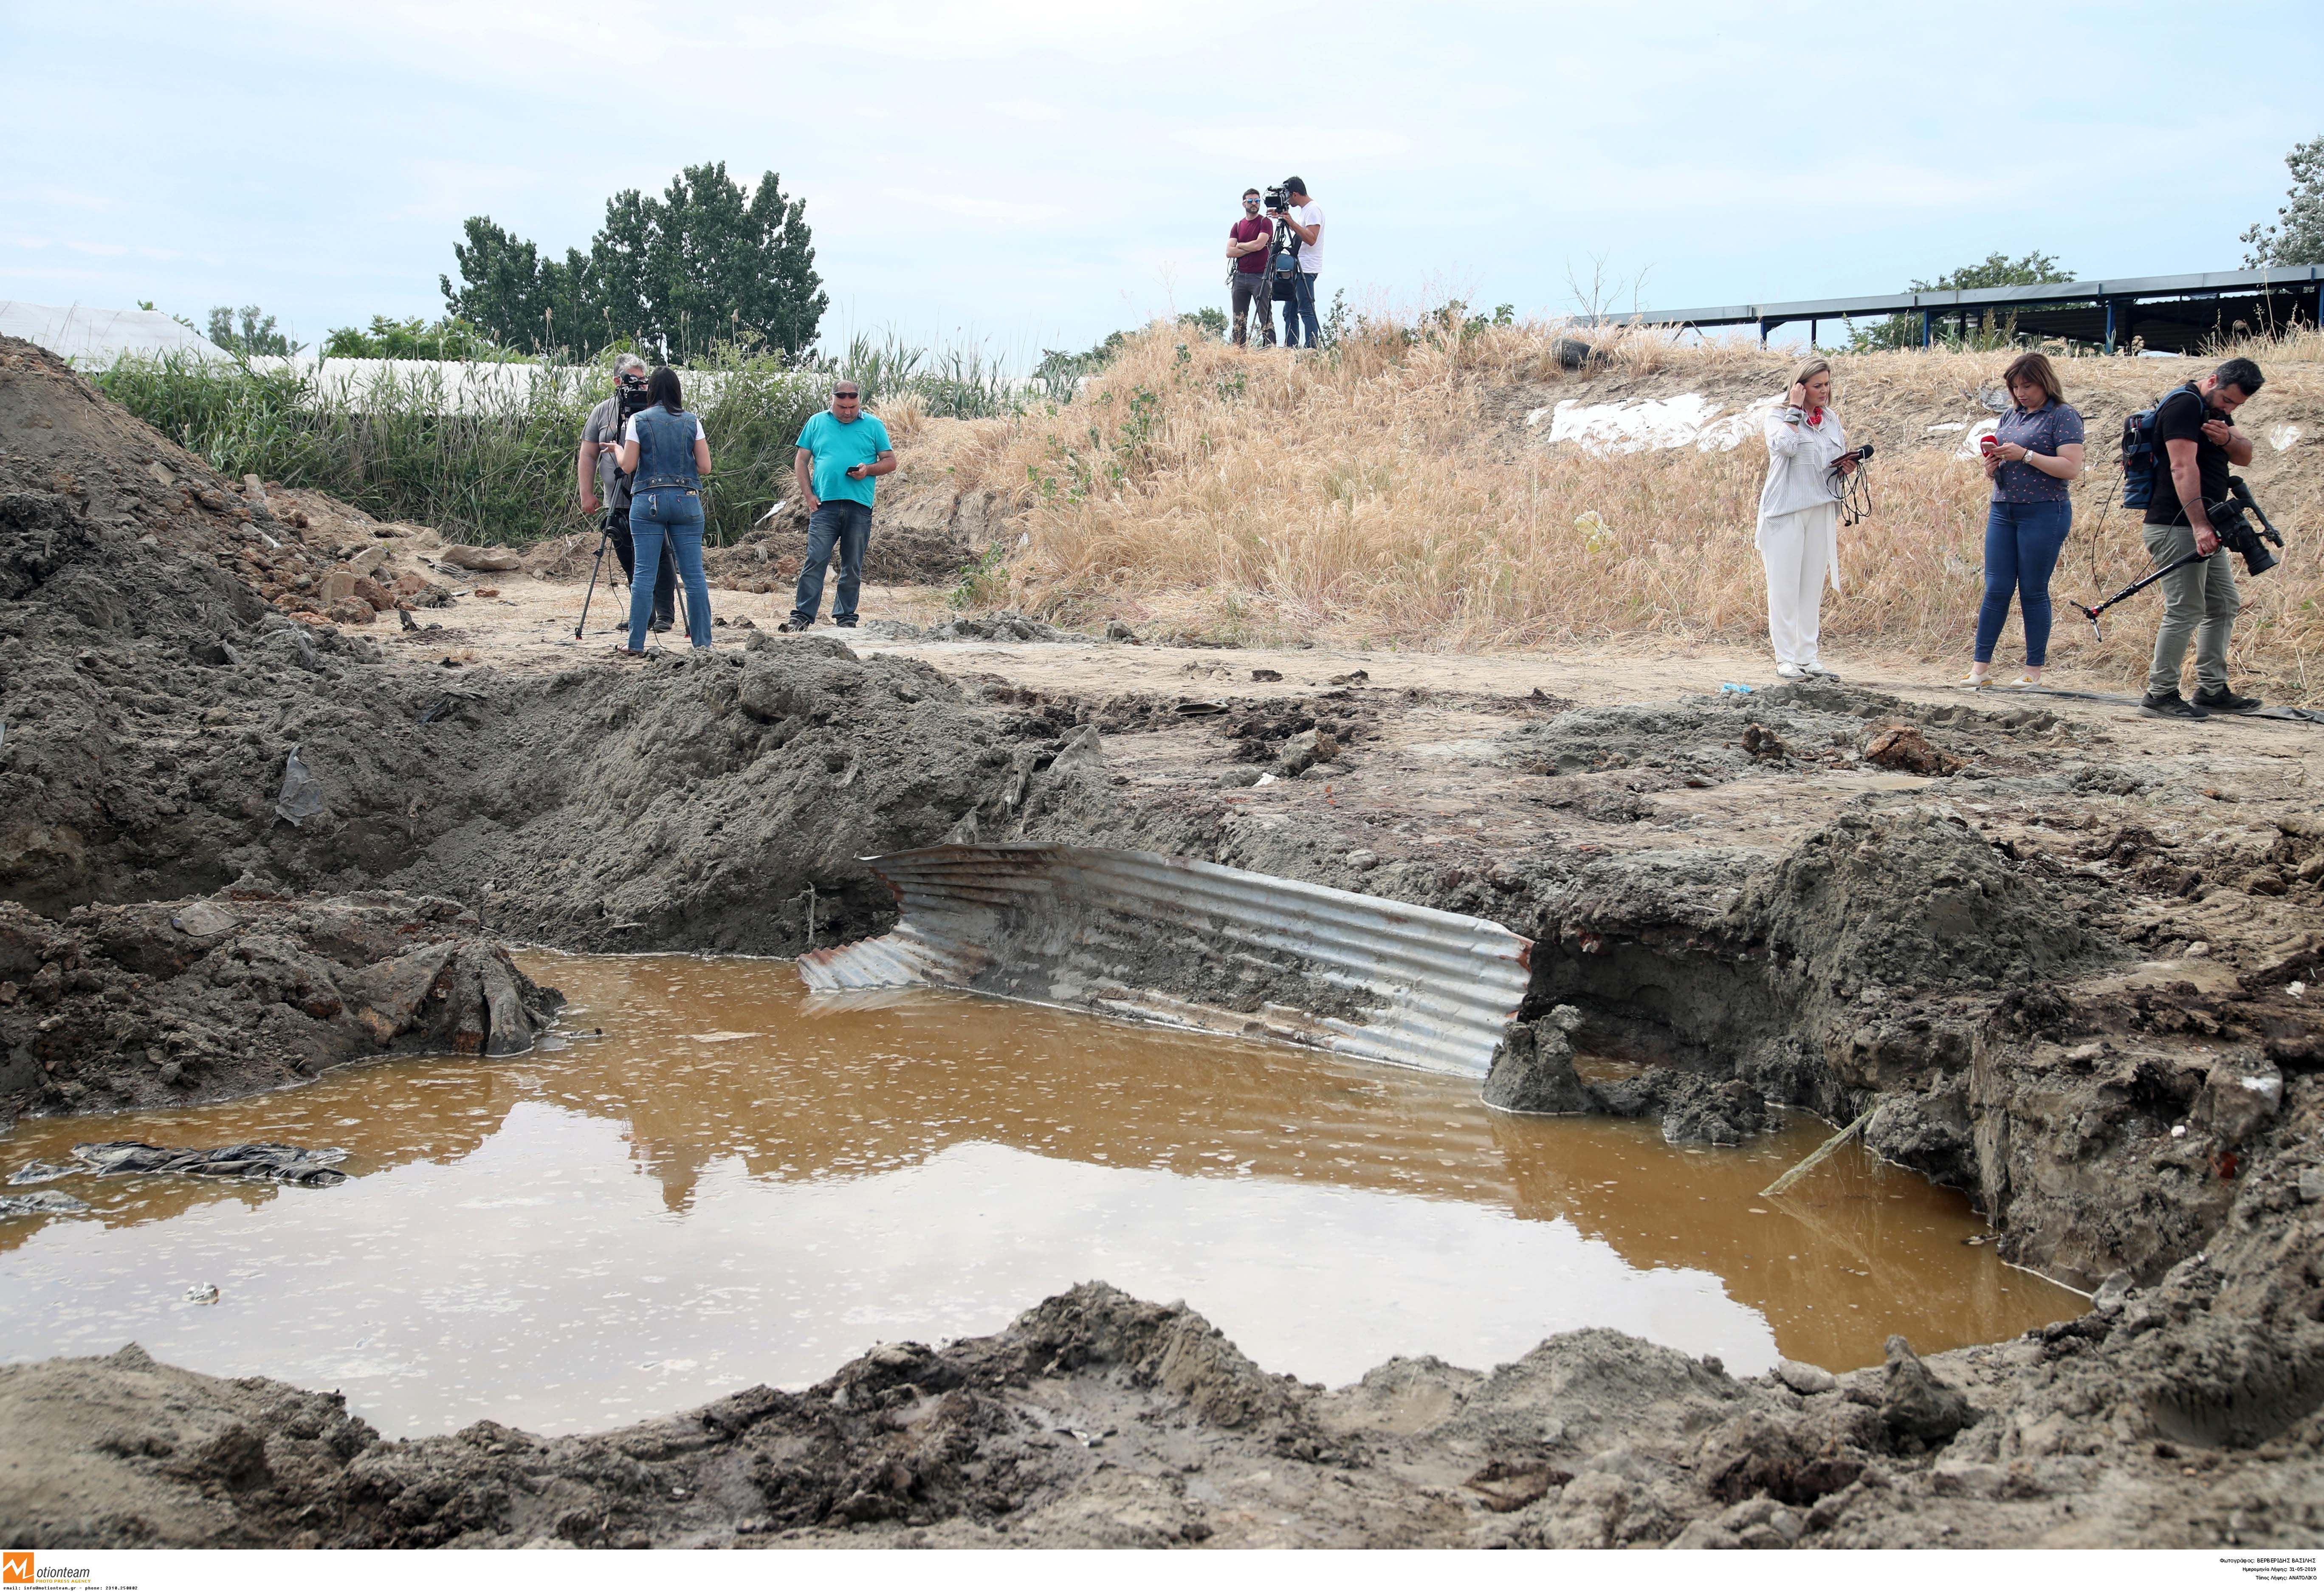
273;745;325;827
71;1141;350;1186
0;1191;88;1217
442;544;522;572
1862;722;1964;776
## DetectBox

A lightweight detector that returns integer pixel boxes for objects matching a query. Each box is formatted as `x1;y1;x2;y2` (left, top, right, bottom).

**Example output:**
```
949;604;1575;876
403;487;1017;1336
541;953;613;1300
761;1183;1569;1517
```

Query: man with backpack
2139;357;2265;719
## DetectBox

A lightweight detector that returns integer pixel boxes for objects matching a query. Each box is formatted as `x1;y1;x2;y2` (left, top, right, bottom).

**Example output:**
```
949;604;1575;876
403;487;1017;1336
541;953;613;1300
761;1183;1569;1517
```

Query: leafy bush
320;316;529;362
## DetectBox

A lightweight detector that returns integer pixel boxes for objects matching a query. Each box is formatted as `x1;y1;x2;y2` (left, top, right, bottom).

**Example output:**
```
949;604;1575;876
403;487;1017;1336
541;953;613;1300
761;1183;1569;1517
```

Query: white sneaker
1775;662;1806;680
1803;663;1839;679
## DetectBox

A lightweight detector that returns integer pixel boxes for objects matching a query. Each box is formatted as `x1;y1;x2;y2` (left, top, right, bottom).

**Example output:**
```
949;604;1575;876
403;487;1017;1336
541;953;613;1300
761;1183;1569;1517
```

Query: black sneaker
776;617;812;633
2192;684;2262;714
2140;691;2209;720
833;618;858;629
650;617;673;633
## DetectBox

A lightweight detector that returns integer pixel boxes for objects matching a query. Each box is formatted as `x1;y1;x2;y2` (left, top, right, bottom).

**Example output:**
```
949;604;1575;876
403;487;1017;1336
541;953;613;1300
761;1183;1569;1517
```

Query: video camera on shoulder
614;368;654;426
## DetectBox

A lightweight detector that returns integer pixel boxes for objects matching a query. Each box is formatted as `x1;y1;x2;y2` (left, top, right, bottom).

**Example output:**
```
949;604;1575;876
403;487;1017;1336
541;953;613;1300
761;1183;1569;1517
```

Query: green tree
2242;135;2324;268
439;219;590;352
206;305;298;356
1843;251;2074;352
440;164;826;362
320;315;527;361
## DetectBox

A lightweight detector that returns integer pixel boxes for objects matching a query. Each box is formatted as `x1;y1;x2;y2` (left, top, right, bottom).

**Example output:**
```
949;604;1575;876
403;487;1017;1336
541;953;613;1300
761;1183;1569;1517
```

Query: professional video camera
2072;474;2289;639
1264;183;1291;215
613;366;653;426
2211;475;2285;578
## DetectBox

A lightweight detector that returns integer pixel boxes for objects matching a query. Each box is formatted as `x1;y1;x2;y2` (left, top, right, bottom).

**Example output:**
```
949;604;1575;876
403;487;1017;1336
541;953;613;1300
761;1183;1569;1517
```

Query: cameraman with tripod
2140;358;2266;719
577;352;677;635
1269;178;1324;350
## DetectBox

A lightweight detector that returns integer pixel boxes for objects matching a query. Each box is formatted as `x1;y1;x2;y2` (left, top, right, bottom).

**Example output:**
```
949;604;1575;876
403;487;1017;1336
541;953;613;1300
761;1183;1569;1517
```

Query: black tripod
575;505;691;642
1268;212;1316;347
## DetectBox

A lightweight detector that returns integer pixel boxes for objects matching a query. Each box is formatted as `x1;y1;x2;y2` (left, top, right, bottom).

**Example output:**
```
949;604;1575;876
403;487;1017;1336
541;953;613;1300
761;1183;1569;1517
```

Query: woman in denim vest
1966;352;2084;689
612;366;715;656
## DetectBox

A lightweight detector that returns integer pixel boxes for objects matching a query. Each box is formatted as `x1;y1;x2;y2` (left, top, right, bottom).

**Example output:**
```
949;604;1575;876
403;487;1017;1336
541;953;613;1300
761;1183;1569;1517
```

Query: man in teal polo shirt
780;380;896;631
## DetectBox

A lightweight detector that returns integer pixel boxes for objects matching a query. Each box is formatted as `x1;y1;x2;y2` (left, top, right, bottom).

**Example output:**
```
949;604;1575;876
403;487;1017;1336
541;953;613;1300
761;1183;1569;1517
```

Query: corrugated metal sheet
798;844;1532;1078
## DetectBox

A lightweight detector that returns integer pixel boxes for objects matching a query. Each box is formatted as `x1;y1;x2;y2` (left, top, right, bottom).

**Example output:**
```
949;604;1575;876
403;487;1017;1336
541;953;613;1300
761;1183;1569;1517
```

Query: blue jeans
626;487;712;650
793;500;872;624
1283;272;1320;348
1974;497;2073;666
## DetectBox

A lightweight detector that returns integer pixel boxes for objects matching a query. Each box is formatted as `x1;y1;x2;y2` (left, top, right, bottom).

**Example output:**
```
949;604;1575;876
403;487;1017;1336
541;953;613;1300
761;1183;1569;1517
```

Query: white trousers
1756;502;1838;667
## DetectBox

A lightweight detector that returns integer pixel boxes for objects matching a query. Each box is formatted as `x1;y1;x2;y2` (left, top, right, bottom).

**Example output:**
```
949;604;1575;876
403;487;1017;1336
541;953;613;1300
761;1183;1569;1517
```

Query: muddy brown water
0;954;2082;1437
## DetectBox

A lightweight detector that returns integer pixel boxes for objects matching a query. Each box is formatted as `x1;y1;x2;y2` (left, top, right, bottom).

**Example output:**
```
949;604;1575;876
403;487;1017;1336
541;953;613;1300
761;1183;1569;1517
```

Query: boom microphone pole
2070;551;2207;642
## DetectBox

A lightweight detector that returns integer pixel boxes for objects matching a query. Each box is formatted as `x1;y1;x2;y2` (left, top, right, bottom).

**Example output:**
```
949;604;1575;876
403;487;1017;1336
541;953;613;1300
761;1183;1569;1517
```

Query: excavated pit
2;334;2322;1547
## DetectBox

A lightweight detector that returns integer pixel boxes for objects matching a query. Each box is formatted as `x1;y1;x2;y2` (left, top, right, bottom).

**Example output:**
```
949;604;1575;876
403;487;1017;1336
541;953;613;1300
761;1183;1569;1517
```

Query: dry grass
936;318;2324;701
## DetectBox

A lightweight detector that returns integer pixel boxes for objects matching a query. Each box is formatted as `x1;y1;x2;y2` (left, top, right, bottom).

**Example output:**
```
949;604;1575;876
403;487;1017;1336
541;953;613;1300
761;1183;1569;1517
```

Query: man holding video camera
1227;189;1275;347
2140;357;2265;719
1269;178;1324;349
578;351;677;633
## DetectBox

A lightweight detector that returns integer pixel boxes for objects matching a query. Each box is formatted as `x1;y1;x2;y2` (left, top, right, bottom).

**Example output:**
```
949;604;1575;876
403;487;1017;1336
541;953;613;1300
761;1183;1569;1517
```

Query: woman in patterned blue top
1966;352;2084;688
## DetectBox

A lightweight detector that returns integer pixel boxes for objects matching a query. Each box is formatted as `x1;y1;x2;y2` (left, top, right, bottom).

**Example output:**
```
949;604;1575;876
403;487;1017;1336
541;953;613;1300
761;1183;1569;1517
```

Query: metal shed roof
1602;265;2324;353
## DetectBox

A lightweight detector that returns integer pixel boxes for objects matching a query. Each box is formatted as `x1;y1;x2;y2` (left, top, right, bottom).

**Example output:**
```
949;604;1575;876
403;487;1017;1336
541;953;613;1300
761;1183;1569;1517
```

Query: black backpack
2119;383;2204;511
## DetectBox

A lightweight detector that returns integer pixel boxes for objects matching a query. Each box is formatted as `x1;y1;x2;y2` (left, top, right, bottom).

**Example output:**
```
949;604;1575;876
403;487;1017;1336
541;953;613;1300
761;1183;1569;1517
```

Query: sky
8;0;2322;365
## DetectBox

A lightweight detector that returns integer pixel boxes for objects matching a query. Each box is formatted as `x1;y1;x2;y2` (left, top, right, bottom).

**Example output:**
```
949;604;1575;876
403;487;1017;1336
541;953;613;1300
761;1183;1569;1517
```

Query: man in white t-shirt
1274;177;1325;349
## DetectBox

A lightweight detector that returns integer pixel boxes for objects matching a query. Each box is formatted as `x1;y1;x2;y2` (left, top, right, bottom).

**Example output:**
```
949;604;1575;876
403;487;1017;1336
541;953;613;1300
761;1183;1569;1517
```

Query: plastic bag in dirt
275;744;325;827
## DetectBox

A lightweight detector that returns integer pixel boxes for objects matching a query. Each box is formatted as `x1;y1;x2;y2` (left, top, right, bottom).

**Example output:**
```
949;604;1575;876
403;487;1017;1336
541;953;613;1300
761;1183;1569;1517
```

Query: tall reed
94;335;1030;545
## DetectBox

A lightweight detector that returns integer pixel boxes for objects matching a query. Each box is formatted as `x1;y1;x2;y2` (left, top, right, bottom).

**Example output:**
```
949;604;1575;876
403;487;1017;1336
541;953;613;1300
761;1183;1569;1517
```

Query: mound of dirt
0;339;454;631
1742;803;2123;993
0;886;560;1123
0;336;1080;959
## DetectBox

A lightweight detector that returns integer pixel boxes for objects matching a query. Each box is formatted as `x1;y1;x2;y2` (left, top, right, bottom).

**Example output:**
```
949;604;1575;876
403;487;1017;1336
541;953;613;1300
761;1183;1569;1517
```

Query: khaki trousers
2141;520;2239;699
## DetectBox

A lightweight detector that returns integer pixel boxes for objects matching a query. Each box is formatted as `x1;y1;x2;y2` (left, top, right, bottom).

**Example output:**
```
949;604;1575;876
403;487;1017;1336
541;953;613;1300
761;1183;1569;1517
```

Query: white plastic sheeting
1525;392;1779;455
0;302;230;367
798;843;1535;1078
234;356;742;416
241;355;617;415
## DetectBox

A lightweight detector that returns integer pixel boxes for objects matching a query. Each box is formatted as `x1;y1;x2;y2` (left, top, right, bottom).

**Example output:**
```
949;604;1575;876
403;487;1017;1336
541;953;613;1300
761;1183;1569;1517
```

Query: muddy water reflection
0;955;2082;1437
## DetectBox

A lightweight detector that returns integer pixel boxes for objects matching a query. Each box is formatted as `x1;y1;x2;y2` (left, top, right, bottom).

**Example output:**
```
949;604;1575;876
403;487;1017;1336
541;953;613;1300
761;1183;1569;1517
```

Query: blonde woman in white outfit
1756;357;1857;680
